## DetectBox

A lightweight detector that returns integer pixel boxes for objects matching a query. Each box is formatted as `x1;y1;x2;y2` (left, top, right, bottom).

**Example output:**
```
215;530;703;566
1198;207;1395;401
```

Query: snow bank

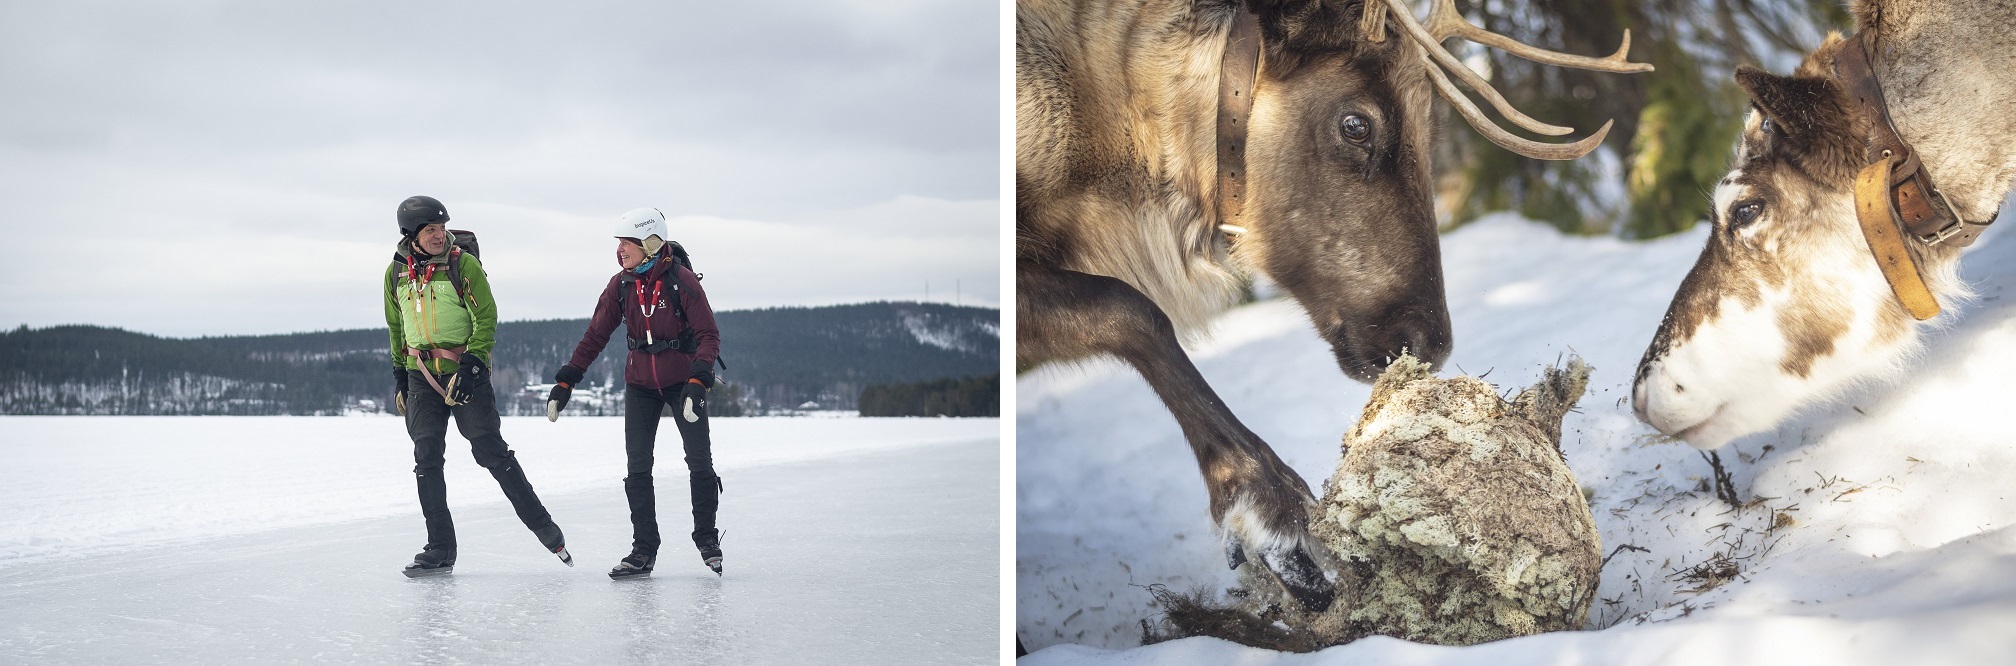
1018;209;2016;663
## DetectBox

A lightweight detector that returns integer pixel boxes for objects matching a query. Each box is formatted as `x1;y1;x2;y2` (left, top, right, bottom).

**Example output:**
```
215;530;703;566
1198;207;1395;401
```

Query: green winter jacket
384;238;496;375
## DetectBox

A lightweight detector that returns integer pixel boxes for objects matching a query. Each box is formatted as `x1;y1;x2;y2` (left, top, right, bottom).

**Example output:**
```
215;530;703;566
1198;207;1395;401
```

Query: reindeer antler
1377;0;1652;160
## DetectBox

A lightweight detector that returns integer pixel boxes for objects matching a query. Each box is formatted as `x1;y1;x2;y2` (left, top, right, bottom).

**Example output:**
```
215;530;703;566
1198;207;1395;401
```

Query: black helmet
397;196;450;235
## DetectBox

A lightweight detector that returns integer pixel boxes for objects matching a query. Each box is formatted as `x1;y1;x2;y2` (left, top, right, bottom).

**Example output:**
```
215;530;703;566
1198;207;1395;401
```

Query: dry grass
1138;585;1352;653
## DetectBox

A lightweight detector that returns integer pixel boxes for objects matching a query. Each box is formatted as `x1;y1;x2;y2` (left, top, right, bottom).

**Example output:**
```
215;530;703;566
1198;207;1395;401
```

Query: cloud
0;0;999;336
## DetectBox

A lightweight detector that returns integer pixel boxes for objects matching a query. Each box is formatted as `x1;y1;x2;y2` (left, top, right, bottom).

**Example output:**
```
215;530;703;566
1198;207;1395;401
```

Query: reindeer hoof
1227;539;1335;613
1260;543;1335;614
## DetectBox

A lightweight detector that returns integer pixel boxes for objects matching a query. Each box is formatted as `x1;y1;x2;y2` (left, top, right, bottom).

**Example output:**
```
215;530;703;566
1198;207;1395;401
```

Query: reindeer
1634;0;2014;451
1018;0;1648;611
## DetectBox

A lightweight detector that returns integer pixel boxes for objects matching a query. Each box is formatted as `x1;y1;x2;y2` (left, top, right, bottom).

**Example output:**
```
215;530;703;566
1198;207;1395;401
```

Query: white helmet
614;207;669;255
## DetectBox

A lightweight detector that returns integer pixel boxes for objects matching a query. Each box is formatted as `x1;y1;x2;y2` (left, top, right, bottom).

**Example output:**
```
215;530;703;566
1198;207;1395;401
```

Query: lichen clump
1311;354;1601;645
1143;354;1603;650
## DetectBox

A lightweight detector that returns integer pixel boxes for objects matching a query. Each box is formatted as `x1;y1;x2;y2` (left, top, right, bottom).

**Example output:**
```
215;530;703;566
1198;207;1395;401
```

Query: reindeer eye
1729;201;1764;228
1340;114;1371;143
1759;118;1774;136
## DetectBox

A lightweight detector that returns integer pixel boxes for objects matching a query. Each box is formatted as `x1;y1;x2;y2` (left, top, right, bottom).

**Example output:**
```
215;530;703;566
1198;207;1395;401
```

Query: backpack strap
444;246;477;306
616;271;637;321
664;266;727;370
666;267;690;325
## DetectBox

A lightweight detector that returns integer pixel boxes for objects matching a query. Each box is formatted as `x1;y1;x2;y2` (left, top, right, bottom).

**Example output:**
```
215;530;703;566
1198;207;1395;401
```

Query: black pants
406;368;555;551
623;385;719;556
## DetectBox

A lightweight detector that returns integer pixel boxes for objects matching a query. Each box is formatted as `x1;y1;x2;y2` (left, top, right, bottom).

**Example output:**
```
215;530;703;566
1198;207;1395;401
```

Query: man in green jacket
385;195;571;577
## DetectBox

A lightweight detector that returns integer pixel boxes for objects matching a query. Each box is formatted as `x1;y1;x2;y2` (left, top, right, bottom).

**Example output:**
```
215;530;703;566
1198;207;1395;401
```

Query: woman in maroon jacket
545;208;724;578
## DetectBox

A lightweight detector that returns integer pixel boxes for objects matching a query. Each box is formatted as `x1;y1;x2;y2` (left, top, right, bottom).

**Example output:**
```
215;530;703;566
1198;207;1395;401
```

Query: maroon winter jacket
564;259;720;390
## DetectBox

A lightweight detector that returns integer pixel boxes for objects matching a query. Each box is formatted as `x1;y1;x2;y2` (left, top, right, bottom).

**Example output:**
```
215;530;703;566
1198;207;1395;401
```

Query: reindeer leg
1019;260;1336;613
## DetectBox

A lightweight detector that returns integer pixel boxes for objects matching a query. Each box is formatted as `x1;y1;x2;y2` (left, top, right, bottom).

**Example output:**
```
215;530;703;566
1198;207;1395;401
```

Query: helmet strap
408;234;436;260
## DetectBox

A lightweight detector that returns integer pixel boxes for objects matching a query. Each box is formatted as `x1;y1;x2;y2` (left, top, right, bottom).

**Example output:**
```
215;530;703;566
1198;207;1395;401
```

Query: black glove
392;367;408;416
445;353;487;406
680;379;708;423
548;365;585;422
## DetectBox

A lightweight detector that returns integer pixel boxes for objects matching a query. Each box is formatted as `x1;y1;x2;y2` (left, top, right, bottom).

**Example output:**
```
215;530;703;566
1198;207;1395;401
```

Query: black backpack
663;240;693;274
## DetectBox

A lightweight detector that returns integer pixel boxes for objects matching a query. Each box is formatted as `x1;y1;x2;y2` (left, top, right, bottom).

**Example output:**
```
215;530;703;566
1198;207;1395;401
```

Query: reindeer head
1237;0;1649;381
1631;36;1967;449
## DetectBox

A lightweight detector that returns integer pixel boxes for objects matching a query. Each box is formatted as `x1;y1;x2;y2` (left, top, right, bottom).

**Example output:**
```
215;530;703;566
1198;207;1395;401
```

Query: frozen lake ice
0;416;999;664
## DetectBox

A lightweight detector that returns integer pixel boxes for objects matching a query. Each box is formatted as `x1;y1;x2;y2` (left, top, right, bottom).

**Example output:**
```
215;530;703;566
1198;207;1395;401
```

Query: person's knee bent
625;450;654;478
684;452;715;479
472;441;517;470
412;437;447;468
689;467;718;498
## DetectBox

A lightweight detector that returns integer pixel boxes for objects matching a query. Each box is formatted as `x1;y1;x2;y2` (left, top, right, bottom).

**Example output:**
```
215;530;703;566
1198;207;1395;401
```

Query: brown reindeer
1019;0;1647;611
1634;0;2014;450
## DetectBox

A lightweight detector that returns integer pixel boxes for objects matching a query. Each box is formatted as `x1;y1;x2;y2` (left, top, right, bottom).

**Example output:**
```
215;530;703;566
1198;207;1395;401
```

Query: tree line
1;302;997;416
857;374;1000;418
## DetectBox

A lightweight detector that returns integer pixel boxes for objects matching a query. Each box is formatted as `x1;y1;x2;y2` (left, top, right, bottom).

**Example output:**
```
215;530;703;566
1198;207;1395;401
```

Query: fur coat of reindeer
1019;0;1647;611
1635;0;2016;448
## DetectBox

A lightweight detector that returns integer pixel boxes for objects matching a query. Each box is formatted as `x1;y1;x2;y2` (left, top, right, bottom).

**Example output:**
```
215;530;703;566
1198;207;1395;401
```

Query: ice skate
533;523;573;567
402;547;456;578
609;550;654;580
699;530;723;575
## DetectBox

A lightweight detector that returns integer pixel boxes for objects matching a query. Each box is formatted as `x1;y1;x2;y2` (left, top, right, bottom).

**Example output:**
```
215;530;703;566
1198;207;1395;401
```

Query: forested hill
0;302;997;416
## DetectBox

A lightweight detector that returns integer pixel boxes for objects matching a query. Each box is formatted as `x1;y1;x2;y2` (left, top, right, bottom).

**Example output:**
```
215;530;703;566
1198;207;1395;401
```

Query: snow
901;310;998;354
0;416;997;663
1017;209;2016;664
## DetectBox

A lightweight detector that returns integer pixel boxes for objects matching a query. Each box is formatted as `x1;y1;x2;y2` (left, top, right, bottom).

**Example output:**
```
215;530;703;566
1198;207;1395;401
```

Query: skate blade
403;566;454;578
554;546;575;567
609;569;652;580
706;558;723;575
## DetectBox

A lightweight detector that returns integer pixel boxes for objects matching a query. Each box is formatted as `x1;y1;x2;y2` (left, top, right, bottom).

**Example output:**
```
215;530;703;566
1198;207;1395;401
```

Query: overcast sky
0;0;998;337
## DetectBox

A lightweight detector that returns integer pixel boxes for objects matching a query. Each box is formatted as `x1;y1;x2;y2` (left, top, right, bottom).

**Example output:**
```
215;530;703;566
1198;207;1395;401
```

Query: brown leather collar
1833;32;1989;249
1832;31;2000;320
1215;8;1262;232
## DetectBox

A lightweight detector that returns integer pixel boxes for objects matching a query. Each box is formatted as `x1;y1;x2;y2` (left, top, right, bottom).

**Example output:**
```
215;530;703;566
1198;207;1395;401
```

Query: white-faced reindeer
1019;0;1648;611
1634;0;2014;450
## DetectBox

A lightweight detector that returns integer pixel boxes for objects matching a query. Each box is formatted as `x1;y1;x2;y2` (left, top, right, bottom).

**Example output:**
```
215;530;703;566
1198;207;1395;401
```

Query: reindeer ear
1733;65;1865;184
1734;66;1845;141
1248;0;1374;58
1244;0;1322;17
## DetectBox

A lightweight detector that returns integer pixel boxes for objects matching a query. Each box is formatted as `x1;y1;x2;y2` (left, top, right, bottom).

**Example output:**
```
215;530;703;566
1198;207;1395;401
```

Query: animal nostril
1675;384;1685;394
1397;326;1446;367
